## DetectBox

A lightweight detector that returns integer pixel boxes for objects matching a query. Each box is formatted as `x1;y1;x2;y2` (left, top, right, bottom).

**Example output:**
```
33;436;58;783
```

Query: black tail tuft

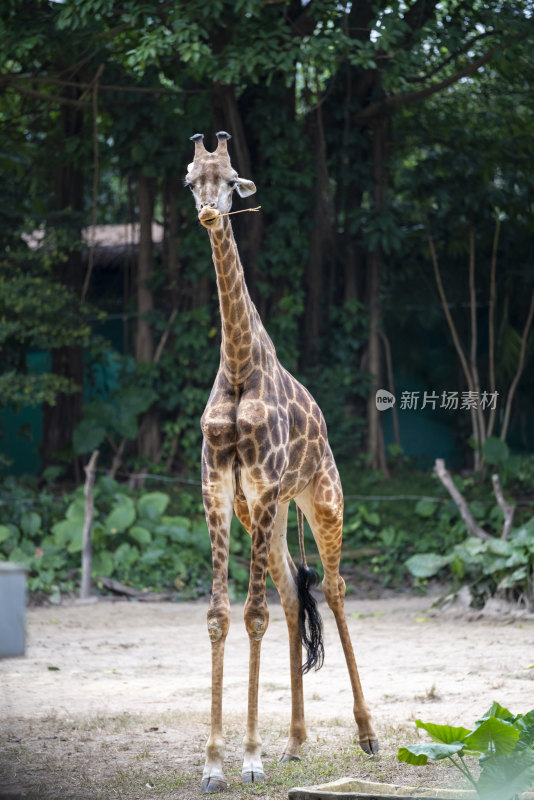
297;563;325;674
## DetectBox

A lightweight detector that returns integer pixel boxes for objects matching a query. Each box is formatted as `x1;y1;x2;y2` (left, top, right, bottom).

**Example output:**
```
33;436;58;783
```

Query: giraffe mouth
199;209;221;228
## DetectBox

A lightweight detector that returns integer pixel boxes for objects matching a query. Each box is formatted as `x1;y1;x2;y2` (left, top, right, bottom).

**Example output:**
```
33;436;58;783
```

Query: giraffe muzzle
199;207;221;228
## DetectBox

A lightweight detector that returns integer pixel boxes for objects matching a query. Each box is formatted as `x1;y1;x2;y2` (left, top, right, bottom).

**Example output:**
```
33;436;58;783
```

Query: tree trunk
135;174;160;462
41;98;84;473
365;115;390;476
136;174;156;363
164;175;181;312
304;103;333;364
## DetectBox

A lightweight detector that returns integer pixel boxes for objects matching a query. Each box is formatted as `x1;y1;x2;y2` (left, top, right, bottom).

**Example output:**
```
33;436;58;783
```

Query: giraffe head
185;131;256;230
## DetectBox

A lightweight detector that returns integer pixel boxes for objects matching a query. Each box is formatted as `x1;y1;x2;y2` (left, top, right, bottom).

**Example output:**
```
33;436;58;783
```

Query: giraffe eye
228;179;237;188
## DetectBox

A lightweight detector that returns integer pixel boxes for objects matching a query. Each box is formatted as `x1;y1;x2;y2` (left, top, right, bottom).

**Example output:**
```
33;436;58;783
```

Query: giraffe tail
296;505;324;674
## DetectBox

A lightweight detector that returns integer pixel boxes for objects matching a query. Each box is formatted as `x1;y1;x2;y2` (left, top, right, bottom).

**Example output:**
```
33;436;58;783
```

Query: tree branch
3;82;89;108
500;289;534;442
491;474;515;540
403;30;494;84
487;216;501;439
1;74;186;96
434;459;491;540
468;226;485;466
354;46;498;123
428;235;474;393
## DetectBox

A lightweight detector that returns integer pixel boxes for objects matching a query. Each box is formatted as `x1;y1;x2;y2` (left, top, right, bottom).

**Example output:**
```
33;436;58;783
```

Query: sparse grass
0;711;467;800
414;683;442;703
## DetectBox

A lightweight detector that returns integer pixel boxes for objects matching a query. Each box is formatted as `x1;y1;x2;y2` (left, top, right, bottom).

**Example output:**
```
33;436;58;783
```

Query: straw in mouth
201;205;262;223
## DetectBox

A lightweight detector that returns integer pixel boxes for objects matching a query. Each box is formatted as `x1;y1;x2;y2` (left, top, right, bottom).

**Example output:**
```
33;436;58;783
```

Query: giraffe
184;131;378;793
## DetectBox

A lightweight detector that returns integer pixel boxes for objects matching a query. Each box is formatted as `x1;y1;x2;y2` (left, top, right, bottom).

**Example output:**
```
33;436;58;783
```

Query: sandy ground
1;594;534;798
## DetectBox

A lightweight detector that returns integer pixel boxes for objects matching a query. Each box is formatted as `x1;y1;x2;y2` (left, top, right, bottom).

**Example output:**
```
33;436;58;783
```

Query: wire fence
2;470;533;509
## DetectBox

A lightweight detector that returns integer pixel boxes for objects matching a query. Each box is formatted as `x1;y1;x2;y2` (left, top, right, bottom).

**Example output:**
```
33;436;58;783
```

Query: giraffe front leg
241;635;266;783
201;461;234;793
202;633;229;793
240;485;279;783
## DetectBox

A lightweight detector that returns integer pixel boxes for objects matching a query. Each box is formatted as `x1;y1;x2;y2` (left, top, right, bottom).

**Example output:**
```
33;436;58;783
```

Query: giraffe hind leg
267;503;308;763
296;455;379;755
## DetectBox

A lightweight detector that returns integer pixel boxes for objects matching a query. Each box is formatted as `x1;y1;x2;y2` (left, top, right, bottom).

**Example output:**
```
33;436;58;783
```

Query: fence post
81;450;99;599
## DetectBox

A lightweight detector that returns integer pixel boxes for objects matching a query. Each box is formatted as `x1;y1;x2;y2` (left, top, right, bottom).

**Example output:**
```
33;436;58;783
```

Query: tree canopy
1;0;533;477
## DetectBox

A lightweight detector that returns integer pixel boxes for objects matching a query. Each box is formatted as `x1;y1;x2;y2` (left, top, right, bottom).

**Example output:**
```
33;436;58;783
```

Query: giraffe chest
201;364;328;499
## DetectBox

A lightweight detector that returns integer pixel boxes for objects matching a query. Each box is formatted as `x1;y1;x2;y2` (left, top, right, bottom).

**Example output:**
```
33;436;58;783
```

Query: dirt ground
1;593;534;800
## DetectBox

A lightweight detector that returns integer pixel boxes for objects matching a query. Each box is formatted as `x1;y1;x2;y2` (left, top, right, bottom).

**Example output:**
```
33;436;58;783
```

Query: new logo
375;389;396;411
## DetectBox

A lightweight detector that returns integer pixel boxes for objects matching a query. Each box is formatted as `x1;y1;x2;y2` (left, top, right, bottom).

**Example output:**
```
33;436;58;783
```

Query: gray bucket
0;562;28;658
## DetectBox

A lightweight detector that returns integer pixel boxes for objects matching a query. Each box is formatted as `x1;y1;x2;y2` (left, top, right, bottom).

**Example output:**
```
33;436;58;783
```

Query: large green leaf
515;709;534;750
67;529;83;553
511;525;534;553
139;546;166;565
463;717;519;756
405;552;453;578
0;525;12;543
137;492;170;522
416;720;472;744
52;518;83;549
476;703;516;725
498;567;528;590
115;386;157;417
105;499;136;534
73;417;106;454
128;525;152;545
483;436;510;466
20;511;41;536
415;498;438;518
92;550;114;578
113;542;139;568
397;741;465;765
112;387;157;438
65;498;86;522
477;748;534;800
486;539;514;557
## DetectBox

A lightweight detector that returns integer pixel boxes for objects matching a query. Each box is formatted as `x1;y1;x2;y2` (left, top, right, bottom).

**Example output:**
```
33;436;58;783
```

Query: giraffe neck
209;218;263;383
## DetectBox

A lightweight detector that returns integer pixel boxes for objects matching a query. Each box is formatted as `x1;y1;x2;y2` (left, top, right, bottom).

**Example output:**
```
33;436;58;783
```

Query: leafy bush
340;465;469;587
405;520;534;609
0;477;250;600
403;456;534;608
398;702;534;800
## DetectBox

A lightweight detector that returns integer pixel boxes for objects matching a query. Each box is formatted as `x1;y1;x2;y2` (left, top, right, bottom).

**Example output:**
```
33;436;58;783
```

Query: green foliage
73;384;157;454
305;299;370;462
405;516;534;608
0;476;256;599
398;703;534;800
340;465;468;587
2;0;534;476
0;260;92;410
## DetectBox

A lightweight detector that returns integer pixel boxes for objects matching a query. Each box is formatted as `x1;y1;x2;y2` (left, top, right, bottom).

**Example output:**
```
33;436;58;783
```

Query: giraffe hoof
359;736;379;756
201;776;228;793
241;769;265;783
278;753;301;763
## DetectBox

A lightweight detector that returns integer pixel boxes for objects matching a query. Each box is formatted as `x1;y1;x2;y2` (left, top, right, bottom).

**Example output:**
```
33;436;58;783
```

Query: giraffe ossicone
185;132;378;793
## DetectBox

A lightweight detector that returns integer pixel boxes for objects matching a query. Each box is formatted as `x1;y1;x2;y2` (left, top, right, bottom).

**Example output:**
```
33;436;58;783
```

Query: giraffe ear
235;178;256;198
